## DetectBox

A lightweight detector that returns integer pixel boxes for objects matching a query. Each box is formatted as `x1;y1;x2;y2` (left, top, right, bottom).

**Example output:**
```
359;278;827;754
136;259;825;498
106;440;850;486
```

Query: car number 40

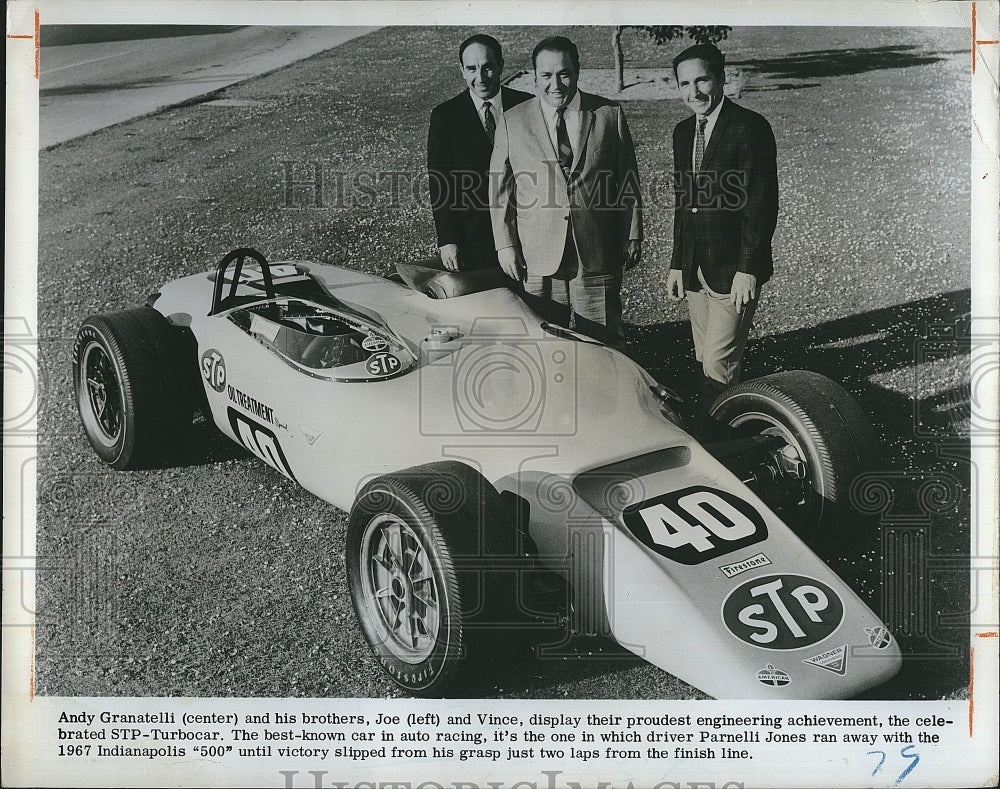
622;486;768;564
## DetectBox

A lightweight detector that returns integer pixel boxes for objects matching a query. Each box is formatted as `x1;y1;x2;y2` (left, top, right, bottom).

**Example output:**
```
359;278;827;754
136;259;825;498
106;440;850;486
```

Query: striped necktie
483;101;495;142
694;117;707;172
555;107;573;175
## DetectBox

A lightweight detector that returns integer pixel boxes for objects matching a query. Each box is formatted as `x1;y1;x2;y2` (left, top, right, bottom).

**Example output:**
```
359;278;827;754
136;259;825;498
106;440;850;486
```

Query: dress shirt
470;90;505;135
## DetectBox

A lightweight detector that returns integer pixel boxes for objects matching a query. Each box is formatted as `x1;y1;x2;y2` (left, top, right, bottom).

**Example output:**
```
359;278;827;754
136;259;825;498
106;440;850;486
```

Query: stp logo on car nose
722;574;844;650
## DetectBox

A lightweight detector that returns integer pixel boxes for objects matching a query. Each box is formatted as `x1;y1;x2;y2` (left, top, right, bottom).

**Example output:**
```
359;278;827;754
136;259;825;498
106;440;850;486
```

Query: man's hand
498;247;526;282
625;239;643;271
666;268;685;301
438;243;460;272
730;272;758;313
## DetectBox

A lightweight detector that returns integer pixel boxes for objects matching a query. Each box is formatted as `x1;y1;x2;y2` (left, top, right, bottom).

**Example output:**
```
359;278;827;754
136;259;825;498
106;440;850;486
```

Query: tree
612;25;732;92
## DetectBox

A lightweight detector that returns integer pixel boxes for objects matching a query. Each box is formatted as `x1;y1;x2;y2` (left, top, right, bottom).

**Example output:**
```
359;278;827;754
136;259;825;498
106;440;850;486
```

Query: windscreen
229;299;413;381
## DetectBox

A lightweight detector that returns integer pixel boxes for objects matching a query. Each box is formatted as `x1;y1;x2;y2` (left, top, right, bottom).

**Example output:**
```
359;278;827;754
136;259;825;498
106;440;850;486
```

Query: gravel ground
34;25;972;700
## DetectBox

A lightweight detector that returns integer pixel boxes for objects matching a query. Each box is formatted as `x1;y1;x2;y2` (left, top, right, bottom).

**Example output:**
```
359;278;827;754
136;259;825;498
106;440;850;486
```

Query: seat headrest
395;260;509;299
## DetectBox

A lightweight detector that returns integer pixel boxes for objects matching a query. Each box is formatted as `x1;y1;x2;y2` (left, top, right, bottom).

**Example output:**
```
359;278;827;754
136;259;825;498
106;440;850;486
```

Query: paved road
39;26;377;148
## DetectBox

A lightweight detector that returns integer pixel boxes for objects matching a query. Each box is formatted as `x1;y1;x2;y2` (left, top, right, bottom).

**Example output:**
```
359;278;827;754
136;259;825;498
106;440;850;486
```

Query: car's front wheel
73;307;195;469
710;370;881;549
346;462;517;697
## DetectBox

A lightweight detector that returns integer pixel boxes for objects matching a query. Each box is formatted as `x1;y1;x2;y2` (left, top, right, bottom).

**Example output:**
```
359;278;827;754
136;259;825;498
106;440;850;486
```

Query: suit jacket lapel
527;97;558;162
677;115;695;173
700;98;734;169
573;91;595;174
460;90;491;148
499;86;518;109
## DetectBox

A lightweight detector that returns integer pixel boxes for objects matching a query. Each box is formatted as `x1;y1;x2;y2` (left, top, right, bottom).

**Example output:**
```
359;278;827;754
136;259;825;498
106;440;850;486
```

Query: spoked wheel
78;339;125;451
710;371;881;549
347;462;518;697
359;513;444;664
73;307;197;469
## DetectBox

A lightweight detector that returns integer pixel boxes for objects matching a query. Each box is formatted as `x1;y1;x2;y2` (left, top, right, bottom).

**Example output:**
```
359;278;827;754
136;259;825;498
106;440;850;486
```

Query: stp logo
365;352;401;378
201;348;226;392
722;574;844;650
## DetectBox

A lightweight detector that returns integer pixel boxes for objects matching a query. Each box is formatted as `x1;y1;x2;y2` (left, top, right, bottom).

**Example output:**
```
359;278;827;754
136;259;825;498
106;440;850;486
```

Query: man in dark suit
667;43;778;430
490;36;642;349
427;34;532;271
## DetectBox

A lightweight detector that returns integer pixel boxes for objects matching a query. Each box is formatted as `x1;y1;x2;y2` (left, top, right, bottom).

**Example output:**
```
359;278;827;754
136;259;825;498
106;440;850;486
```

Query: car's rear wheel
710;371;880;549
73;307;196;469
346;462;518;697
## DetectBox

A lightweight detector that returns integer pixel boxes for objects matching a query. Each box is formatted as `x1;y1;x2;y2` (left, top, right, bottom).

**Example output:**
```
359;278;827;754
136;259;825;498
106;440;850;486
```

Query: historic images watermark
278;770;746;789
417;317;579;437
279;161;746;213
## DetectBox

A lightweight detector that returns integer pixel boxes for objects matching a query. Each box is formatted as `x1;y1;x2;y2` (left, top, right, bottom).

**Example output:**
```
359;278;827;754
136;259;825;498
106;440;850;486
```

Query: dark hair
531;36;580;72
458;34;503;64
672;43;725;79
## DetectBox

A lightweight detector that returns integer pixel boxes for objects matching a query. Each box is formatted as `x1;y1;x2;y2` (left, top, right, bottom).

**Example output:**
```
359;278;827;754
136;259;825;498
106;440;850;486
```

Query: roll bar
209;248;274;315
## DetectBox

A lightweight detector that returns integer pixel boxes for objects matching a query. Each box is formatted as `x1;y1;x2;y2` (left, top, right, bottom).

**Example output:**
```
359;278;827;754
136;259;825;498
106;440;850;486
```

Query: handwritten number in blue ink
894;745;920;786
867;750;887;777
868;747;920;784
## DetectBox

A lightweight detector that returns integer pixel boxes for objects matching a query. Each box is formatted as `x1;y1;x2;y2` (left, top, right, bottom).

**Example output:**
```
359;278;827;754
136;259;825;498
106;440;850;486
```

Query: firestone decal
622;486;767;564
720;552;773;578
722;573;844;650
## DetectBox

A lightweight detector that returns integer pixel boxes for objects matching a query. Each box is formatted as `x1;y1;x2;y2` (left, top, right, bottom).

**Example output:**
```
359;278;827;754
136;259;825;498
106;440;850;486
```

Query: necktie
555;107;573;175
483;102;495;142
694;117;707;172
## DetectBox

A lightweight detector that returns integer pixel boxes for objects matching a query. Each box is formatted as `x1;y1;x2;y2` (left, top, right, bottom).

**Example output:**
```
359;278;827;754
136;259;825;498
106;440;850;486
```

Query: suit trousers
521;227;625;350
687;272;759;386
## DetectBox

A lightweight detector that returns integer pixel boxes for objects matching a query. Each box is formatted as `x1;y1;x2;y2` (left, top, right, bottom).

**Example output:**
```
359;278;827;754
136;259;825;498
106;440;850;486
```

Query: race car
73;248;902;699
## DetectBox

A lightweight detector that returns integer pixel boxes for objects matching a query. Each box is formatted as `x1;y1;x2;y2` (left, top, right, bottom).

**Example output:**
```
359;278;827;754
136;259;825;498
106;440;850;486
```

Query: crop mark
972;2;999;75
5;9;39;79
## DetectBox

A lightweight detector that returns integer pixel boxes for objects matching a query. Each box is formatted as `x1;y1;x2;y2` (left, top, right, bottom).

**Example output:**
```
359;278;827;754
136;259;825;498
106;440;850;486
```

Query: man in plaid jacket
667;43;778;435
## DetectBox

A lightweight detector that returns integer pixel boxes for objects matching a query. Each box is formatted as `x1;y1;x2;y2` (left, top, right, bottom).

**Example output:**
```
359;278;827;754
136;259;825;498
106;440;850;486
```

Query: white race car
73;248;901;698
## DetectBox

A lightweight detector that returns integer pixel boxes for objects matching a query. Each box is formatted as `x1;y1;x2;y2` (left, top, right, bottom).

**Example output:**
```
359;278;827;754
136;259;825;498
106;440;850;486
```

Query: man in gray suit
490;36;642;349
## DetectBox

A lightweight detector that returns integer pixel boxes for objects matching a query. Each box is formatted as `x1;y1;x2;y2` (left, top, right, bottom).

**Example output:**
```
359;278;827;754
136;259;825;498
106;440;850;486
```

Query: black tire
709;370;881;548
346;461;518;697
72;307;196;470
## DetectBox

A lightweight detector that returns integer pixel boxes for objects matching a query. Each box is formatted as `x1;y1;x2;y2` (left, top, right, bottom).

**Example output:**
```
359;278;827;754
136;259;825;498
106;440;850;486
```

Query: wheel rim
79;340;124;447
359;513;441;663
727;410;818;521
